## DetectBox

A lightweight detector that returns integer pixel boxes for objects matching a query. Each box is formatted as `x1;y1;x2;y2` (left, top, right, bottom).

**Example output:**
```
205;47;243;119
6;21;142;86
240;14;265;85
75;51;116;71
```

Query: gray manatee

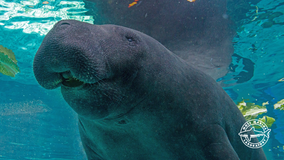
33;20;266;160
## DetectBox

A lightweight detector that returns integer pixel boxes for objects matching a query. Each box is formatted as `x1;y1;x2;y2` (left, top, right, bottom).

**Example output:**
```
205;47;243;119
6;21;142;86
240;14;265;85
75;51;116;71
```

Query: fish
128;0;139;8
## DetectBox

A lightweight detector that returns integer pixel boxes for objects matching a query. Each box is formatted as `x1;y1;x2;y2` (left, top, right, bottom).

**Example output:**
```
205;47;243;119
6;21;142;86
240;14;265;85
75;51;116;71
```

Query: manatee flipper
199;125;239;160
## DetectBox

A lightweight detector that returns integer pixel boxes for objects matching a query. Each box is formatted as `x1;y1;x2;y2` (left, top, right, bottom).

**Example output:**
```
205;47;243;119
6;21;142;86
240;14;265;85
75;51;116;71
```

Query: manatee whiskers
60;71;85;87
59;69;109;88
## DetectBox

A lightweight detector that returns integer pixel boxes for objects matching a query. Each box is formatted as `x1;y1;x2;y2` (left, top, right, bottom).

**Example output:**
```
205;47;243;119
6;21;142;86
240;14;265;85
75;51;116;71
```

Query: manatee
33;20;266;160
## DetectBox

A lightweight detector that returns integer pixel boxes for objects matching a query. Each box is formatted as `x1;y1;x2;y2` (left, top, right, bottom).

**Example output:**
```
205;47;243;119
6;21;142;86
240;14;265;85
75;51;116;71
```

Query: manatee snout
34;20;146;92
34;20;152;120
33;20;113;89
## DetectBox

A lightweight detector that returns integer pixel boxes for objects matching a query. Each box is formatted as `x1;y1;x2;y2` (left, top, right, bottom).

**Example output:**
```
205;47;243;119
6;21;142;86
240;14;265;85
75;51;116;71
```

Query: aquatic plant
237;100;268;120
258;116;275;128
274;99;284;110
237;100;275;128
0;45;20;77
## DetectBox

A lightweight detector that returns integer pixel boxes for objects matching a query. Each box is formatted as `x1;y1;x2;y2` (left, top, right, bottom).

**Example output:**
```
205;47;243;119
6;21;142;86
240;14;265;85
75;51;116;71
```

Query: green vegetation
258;116;275;128
237;100;268;120
0;45;20;77
237;100;275;128
274;99;284;110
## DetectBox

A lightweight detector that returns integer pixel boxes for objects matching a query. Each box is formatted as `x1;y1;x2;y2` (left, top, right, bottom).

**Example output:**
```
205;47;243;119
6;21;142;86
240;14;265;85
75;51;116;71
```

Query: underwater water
0;0;283;159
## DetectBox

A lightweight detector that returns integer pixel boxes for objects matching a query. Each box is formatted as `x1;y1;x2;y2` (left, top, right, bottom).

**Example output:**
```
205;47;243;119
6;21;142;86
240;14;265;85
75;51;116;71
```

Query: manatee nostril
60;22;70;26
57;21;70;30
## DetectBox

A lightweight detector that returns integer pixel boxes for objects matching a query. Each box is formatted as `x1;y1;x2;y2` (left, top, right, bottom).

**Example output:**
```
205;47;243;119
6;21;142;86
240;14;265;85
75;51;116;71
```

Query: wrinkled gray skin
33;20;266;160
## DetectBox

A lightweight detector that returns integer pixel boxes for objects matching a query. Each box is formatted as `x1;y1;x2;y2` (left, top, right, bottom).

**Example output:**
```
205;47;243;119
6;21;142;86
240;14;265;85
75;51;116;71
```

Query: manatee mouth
60;71;84;87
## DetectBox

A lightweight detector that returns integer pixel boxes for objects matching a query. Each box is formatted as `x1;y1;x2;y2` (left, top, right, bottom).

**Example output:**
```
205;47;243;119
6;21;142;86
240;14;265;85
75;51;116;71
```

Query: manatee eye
125;36;137;46
126;36;135;42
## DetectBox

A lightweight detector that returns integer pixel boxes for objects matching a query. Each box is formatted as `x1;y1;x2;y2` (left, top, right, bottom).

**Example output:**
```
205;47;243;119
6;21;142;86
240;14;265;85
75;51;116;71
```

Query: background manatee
84;0;235;80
